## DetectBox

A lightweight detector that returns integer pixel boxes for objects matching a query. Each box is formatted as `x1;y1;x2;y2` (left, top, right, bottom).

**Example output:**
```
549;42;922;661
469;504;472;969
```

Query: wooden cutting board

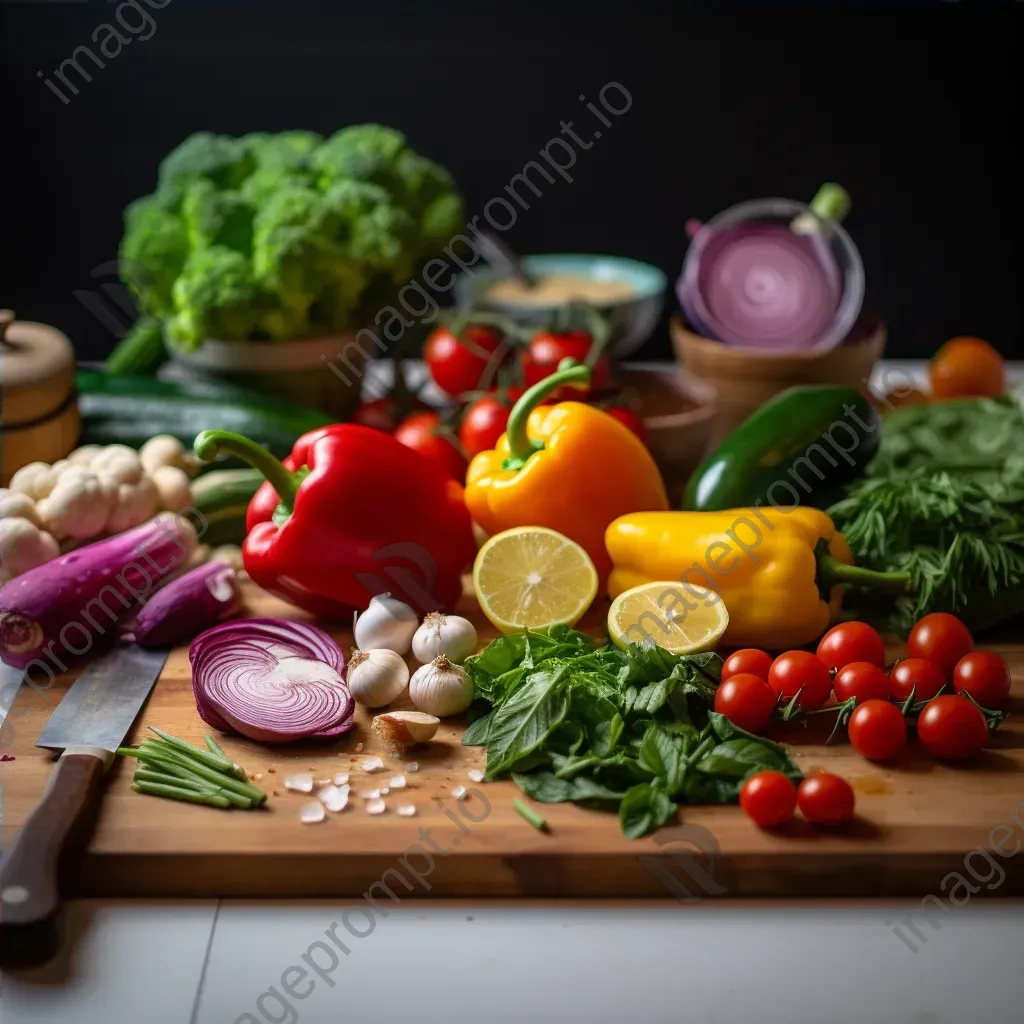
2;582;1023;899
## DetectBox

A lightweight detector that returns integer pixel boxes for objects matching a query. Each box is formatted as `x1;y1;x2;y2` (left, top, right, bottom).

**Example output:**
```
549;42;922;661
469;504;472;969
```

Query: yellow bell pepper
606;506;909;649
466;359;669;581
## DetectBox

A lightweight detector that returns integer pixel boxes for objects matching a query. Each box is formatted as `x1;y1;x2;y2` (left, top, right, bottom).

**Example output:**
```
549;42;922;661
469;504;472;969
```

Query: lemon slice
607;581;729;654
473;526;598;633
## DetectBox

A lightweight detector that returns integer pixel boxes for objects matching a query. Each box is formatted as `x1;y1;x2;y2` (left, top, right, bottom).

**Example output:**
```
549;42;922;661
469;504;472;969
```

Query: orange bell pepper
465;359;669;581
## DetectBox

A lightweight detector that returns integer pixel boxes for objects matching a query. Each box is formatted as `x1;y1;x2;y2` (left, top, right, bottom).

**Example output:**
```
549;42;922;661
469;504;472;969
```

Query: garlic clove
372;710;440;749
411;611;479;665
409;656;473;718
354;594;418;655
347;648;409;708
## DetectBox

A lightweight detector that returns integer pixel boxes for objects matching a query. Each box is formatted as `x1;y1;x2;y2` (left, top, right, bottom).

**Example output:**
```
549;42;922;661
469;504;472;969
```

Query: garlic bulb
346;649;409;707
354;594;418;654
409;656;473;717
412;612;478;665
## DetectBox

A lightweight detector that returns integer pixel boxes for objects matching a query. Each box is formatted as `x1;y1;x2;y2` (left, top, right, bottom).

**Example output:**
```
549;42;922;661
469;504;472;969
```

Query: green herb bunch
463;627;801;838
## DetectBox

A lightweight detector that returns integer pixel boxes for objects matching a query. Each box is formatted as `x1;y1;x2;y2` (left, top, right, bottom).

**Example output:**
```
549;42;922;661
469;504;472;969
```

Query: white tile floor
3;900;1024;1024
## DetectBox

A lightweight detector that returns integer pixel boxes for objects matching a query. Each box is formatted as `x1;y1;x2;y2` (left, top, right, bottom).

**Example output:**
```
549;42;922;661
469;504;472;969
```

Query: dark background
1;0;1021;363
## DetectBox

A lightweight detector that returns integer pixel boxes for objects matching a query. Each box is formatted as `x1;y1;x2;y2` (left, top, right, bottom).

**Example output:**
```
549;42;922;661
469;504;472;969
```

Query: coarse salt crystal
284;772;314;793
359;789;381;800
334;772;350;786
381;787;390;795
361;757;385;773
319;785;350;813
403;761;420;773
366;798;386;815
396;804;417;817
299;801;325;824
451;785;467;800
468;770;484;783
389;775;406;789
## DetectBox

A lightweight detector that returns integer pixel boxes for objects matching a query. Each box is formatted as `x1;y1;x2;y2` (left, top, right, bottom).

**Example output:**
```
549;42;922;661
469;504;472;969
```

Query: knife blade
0;662;26;751
0;644;168;967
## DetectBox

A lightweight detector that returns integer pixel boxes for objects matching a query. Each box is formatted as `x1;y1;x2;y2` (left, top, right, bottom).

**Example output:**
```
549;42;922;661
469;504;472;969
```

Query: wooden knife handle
0;752;106;967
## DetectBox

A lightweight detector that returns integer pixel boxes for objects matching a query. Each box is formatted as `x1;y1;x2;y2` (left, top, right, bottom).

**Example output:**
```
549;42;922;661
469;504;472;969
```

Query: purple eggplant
0;513;197;669
133;560;242;648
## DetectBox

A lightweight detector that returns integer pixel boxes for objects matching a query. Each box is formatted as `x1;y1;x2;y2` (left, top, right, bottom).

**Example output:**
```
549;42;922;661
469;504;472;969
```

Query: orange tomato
930;336;1006;399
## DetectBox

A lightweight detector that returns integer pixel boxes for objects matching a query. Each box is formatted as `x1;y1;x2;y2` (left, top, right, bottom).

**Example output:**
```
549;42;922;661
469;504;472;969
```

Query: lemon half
607;581;728;654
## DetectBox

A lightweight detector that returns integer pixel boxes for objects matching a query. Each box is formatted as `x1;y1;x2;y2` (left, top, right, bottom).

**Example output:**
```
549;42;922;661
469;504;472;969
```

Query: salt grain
451;785;467;800
389;775;406;789
403;762;420;773
334;772;350;786
366;798;386;815
284;772;314;794
396;804;417;817
381;787;390;795
468;770;484;783
359;789;381;800
361;757;385;773
318;785;350;813
299;801;325;824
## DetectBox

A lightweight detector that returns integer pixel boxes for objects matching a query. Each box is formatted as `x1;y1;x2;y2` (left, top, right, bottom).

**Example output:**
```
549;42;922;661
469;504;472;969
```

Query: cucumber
77;371;333;462
188;468;263;547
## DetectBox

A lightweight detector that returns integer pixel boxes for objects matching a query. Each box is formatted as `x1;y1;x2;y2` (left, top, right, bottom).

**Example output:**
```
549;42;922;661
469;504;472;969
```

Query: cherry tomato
604;406;647;443
917;695;989;761
848;699;907;761
930;336;1006;399
521;330;611;398
424;325;505;397
768;651;833;711
739;771;797;828
353;395;428;433
816;621;885;671
833;661;892;705
907;613;974;678
952;651;1011;708
393;411;466;481
459;395;513;458
722;648;774;683
797;773;855;825
714;673;778;735
889;658;945;703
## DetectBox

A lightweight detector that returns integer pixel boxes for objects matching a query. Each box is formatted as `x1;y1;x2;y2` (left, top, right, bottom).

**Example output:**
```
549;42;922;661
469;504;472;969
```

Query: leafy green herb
465;630;801;838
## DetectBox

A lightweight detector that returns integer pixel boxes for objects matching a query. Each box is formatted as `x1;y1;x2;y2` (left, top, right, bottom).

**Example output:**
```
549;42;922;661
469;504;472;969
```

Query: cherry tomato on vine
917;695;989;761
816;621;885;671
833;661;891;705
722;649;773;683
907;613;974;678
768;650;833;710
740;771;797;828
714;673;778;735
604;406;647;443
353;395;428;433
797;773;855;825
929;336;1006;400
848;700;907;761
521;330;611;398
889;658;945;703
459;395;513;459
393;411;466;481
424;324;506;397
952;651;1011;708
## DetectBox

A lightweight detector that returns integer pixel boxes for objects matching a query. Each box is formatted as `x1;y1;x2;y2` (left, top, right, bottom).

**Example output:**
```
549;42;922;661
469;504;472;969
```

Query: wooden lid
0;310;76;427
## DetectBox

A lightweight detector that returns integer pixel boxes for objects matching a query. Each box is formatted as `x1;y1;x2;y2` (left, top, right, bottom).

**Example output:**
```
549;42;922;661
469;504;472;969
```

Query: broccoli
108;125;464;369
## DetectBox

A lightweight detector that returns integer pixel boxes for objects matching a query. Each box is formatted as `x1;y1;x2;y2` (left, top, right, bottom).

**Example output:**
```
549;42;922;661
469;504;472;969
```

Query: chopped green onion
134;768;215;793
513;799;548;832
132;781;232;808
148;726;236;775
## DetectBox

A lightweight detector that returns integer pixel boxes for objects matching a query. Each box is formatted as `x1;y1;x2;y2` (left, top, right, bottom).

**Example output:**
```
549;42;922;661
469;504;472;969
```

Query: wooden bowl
670;314;886;446
614;366;717;501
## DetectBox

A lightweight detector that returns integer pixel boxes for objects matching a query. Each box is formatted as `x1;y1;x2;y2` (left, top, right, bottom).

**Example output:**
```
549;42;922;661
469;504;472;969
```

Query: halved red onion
189;618;353;743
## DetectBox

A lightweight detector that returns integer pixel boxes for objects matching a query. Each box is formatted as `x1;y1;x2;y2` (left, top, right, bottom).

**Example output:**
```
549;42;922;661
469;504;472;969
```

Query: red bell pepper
194;425;476;618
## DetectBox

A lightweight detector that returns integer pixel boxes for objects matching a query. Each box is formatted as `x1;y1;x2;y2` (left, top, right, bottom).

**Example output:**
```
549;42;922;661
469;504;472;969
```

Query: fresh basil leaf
695;739;790;779
484;664;571;778
618;783;676;839
707;711;793;761
631;678;671;715
589;712;624;757
461;712;493;747
679;771;741;804
595;755;655;792
513;771;624;805
638;725;687;795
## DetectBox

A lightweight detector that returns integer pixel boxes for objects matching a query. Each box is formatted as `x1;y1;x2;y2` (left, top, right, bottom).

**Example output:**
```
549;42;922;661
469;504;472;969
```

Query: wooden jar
670;315;886;446
1;310;80;484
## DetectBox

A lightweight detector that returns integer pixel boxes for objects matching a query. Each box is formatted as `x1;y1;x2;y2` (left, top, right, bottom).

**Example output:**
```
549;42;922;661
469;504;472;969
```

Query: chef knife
0;644;168;966
0;662;26;750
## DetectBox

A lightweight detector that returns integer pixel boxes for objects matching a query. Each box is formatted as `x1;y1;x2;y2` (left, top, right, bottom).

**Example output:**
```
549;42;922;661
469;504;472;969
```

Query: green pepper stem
504;358;591;469
194;429;302;511
818;554;910;592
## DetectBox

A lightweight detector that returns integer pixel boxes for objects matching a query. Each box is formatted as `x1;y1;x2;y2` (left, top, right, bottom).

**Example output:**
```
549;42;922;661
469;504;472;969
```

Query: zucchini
187;468;263;547
77;371;332;462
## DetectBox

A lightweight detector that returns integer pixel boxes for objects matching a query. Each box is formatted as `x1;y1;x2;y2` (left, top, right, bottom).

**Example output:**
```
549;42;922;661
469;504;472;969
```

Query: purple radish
133;560;242;648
